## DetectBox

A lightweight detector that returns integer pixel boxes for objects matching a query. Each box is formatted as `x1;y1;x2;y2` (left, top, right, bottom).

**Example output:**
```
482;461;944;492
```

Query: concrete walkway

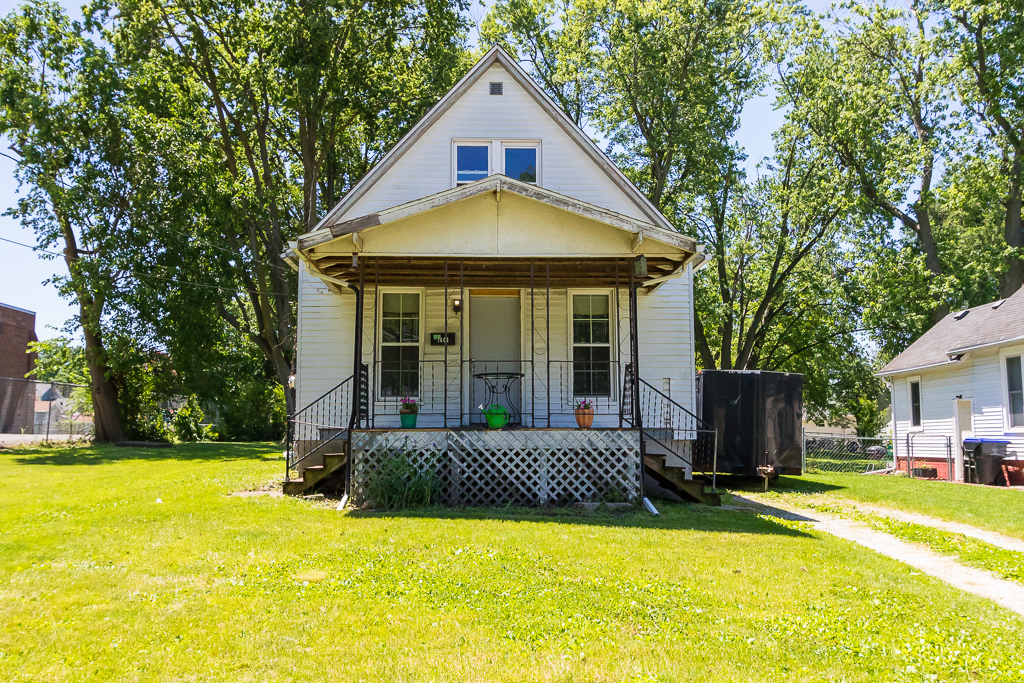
734;495;1024;617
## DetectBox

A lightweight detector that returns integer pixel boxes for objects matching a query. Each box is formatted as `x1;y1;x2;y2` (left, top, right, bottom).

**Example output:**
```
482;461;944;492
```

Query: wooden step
644;455;720;506
285;453;348;496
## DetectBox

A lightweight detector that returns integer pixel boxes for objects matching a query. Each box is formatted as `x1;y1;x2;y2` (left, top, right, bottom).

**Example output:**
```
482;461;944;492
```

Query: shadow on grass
7;442;281;466
344;499;814;537
713;474;849;496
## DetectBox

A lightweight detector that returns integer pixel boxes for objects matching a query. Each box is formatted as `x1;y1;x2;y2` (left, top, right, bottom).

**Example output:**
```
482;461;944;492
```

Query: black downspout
629;258;645;500
345;262;364;495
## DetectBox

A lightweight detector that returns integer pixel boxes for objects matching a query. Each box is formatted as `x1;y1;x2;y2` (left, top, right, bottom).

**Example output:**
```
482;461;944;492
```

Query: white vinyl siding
337;64;649;222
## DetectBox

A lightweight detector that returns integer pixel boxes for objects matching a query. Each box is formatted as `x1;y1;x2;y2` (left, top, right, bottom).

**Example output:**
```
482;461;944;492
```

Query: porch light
349;252;359;270
634;255;647;277
451;297;462;313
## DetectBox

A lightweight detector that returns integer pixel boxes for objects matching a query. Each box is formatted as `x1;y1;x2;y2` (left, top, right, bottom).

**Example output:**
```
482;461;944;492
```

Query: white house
877;286;1024;481
282;46;715;505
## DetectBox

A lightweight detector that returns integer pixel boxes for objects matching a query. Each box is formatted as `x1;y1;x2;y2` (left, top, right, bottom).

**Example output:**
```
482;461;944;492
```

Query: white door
469;293;522;424
955;400;972;481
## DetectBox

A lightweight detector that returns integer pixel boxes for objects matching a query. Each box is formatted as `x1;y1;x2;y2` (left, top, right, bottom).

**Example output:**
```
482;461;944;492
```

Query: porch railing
286;374;354;481
363;358;628;428
634;378;719;487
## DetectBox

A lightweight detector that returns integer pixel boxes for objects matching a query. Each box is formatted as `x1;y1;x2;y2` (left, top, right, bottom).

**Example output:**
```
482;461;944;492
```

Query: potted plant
574;399;594;429
399;397;419;428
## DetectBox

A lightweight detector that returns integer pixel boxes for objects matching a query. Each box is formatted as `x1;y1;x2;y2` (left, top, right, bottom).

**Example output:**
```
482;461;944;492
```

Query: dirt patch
735;494;1024;617
851;503;1024;554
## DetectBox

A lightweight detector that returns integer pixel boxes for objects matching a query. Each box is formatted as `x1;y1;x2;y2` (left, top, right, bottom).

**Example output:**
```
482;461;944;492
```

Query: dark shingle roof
877;287;1024;376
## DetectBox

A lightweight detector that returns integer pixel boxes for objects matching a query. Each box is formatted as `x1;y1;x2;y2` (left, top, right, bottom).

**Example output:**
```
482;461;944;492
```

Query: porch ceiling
310;256;682;287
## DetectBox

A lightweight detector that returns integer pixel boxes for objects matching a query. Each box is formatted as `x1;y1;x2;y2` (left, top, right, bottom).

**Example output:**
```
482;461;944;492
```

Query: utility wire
0;235;296;299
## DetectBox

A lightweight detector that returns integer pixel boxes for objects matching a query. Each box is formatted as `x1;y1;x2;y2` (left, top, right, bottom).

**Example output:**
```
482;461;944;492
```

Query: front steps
644;453;721;506
283;451;348;496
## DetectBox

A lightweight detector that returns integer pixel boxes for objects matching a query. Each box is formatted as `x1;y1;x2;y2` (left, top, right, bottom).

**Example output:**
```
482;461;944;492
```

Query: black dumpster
962;438;1009;485
696;370;803;476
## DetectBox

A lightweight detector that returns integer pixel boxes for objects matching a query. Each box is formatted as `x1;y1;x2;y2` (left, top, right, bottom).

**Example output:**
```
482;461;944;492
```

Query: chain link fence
0;377;94;444
803;432;894;474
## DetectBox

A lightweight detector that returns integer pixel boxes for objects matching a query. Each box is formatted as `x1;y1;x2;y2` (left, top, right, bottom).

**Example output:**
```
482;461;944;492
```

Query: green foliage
25;337;89;385
366;447;443;509
216;378;287;442
172;395;216;442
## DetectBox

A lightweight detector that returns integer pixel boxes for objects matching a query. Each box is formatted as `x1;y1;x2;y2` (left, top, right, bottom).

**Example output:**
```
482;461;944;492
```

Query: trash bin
962;438;1009;485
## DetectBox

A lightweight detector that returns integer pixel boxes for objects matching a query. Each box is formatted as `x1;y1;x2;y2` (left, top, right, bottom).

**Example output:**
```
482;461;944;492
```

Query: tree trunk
1002;147;1024;298
82;316;124;443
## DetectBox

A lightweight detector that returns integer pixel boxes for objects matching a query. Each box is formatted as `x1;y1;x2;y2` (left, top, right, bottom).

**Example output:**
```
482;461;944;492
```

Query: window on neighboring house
455;145;489;185
572;294;611;396
1007;355;1024;428
910;380;922;428
380;292;420;397
504;146;537;183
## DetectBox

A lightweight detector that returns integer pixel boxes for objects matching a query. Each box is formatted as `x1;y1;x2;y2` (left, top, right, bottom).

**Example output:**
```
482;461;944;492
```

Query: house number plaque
430;332;457;346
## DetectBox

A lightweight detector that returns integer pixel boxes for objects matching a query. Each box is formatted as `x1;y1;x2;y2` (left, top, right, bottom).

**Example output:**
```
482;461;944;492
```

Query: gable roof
877;287;1024;376
311;45;678;234
297;174;697;253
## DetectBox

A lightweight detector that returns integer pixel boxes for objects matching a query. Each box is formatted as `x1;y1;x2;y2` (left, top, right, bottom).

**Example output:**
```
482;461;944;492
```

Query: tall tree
778;0;951;322
0;1;139;441
940;0;1024;297
108;0;470;412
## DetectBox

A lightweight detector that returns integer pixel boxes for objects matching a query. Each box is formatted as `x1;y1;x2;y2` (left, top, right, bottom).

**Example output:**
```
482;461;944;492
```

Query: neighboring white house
877;286;1024;480
282;46;713;504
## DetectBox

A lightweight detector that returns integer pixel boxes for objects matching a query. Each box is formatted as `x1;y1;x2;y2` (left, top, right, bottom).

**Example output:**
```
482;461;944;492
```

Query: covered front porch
285;176;717;504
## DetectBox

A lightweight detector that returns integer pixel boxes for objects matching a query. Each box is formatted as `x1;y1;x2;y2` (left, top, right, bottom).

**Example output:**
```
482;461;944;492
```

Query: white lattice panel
350;429;641;507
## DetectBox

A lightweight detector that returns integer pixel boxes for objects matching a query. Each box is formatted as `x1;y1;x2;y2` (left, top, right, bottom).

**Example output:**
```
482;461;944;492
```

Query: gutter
873;357;962;379
946;334;1024;357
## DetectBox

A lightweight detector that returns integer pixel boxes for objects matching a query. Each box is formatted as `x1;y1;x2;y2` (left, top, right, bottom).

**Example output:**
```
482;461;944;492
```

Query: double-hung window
909;380;922;428
380;292;420;397
572;294;611;397
1007;355;1024;428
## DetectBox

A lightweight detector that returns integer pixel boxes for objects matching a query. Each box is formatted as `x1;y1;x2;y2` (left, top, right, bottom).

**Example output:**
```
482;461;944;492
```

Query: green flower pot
400;413;418;429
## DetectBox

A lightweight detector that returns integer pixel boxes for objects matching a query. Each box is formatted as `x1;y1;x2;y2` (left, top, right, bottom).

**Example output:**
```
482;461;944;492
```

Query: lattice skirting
349;429;642;507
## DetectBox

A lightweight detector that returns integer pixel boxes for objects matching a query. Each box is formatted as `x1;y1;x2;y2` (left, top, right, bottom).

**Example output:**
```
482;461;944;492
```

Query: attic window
489;82;503;95
455;144;489;185
953;310;969;320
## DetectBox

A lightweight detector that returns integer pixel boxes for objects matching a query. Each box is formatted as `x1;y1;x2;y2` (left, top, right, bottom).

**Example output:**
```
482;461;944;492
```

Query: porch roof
290;176;701;288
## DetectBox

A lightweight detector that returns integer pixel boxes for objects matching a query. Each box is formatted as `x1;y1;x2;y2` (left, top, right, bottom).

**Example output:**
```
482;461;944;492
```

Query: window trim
500;140;542;185
999;344;1024;433
376;287;425;400
567;288;616;399
452;140;492;187
907;375;923;431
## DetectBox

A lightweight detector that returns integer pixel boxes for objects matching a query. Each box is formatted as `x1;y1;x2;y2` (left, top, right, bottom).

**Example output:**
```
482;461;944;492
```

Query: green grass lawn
773;473;1024;540
2;443;1024;682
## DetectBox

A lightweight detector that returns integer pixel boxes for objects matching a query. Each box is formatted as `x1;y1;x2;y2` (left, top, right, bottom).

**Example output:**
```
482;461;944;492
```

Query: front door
469;291;521;425
955;399;972;481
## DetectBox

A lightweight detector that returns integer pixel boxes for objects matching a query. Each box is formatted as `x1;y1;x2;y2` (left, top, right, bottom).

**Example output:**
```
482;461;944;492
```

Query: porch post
349;261;365;431
444;259;449;428
629;259;645;461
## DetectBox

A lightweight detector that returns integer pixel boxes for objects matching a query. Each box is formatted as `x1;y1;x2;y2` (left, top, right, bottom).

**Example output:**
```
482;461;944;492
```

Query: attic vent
992;299;1007;309
953;310;969;320
489;81;503;96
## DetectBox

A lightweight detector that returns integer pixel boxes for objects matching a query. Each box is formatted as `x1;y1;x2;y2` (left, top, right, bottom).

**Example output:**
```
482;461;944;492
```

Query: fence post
45;382;52;442
801;427;806;474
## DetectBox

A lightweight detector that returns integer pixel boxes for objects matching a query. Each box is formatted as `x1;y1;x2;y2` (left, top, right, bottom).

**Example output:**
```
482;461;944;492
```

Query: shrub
366;447;443;509
172;395;215;442
217;379;286;442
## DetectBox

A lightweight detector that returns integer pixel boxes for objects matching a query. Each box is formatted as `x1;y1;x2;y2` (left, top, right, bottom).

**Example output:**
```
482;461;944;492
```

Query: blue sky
0;0;826;340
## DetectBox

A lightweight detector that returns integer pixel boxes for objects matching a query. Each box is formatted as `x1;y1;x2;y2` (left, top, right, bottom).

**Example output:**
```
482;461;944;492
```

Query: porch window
909;380;922;428
381;292;420;397
455;145;489;185
1007;355;1023;428
572;294;611;397
504;146;537;183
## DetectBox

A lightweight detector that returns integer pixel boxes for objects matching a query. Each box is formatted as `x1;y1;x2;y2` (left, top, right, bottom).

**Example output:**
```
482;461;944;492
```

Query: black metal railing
360;359;628;428
635;378;719;487
286;375;355;480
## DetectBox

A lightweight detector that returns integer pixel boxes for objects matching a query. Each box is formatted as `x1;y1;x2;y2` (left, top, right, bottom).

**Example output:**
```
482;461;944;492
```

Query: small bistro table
473;371;525;427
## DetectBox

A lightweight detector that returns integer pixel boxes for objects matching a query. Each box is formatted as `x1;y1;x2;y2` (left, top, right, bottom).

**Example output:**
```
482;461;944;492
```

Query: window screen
1008;356;1023;428
456;145;488;185
572;294;611;396
381;293;420;397
504;147;537;183
910;381;922;427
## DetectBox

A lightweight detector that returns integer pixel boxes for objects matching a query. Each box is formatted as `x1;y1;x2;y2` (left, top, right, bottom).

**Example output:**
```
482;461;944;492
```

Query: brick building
0;303;38;433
